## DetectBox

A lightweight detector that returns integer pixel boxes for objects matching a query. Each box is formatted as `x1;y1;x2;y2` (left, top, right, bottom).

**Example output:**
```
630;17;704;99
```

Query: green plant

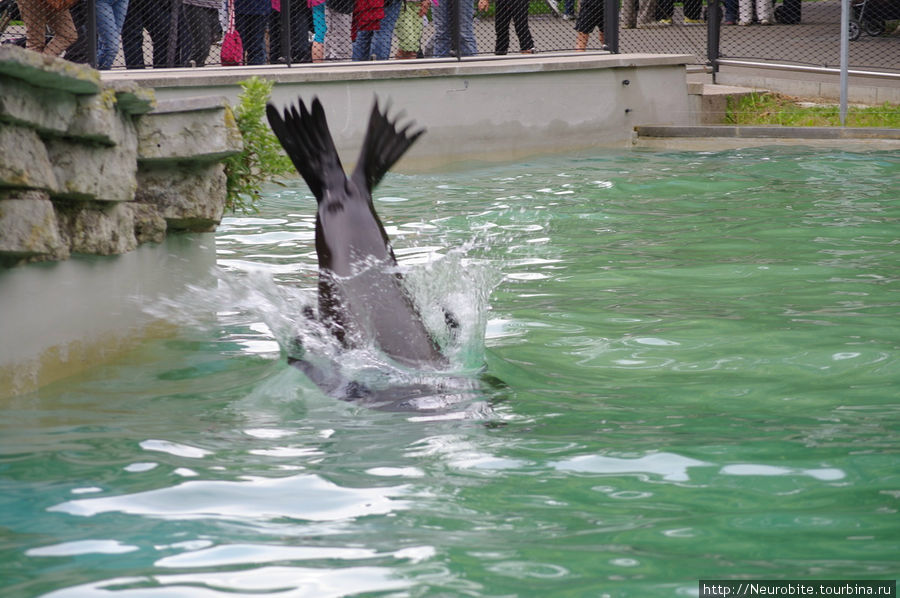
223;76;294;213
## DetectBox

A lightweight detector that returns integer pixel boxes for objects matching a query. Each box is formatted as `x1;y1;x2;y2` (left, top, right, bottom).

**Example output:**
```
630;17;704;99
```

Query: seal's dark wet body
266;98;453;404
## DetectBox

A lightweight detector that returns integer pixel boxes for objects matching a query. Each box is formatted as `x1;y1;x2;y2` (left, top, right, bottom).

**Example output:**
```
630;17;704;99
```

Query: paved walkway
509;0;898;72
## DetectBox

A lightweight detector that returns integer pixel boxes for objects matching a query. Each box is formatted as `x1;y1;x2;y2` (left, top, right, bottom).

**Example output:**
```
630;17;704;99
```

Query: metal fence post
604;0;619;52
281;0;292;66
706;0;721;80
839;0;849;124
86;0;97;69
451;0;461;59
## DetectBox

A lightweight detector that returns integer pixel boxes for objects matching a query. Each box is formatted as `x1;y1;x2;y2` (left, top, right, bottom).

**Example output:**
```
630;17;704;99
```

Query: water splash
146;233;502;410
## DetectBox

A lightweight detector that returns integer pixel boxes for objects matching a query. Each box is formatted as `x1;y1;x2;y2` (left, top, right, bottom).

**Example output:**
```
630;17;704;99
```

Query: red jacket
351;0;384;40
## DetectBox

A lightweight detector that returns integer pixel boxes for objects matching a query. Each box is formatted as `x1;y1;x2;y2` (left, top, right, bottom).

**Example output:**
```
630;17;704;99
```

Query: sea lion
266;97;453;401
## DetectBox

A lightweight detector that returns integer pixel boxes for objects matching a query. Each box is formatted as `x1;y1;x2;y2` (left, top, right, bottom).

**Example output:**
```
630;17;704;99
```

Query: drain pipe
839;0;849;125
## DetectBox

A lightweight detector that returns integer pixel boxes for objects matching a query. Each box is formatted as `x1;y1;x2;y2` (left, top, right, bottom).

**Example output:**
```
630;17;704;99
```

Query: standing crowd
10;0;616;68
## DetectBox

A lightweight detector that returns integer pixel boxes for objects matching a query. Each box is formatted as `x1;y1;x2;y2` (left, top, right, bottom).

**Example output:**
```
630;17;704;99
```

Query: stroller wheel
863;18;886;36
849;19;861;40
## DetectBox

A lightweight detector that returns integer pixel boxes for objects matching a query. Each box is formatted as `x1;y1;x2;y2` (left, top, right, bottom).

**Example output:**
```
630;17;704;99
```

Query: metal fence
1;0;897;72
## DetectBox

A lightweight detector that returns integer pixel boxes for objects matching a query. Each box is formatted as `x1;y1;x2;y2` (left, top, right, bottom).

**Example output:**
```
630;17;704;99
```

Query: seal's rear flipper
353;100;425;194
266;98;345;203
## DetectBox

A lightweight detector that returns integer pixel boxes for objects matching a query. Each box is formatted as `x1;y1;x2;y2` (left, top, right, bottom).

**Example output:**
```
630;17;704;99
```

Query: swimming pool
2;146;898;596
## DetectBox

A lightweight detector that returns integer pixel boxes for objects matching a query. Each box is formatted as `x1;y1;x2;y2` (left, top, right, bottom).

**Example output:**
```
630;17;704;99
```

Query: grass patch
726;92;900;127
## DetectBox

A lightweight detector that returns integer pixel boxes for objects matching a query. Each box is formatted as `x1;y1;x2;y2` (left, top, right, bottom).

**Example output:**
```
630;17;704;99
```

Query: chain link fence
1;0;897;72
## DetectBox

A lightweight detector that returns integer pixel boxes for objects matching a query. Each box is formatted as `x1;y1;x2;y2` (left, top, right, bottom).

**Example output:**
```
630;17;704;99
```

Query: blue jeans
433;0;477;57
372;0;401;60
352;0;400;61
352;30;376;61
725;0;739;21
97;0;130;69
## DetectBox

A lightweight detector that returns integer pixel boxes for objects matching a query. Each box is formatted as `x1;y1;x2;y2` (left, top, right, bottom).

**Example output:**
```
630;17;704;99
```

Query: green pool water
2;146;898;597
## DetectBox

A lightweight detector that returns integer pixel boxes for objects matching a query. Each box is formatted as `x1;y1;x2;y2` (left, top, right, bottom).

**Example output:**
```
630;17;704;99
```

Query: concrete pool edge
633;124;900;150
103;53;700;169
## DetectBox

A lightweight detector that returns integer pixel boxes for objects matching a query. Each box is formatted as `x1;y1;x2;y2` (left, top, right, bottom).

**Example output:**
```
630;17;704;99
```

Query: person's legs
121;0;147;67
324;7;352;60
18;0;49;53
655;0;673;21
637;0;656;25
621;0;636;27
236;12;267;64
290;0;312;62
268;7;283;62
311;4;326;61
145;0;172;67
724;0;738;22
755;0;772;23
494;0;512;54
352;30;375;60
683;0;702;19
371;0;400;60
432;0;451;56
45;8;79;56
738;0;753;24
185;5;218;65
394;0;422;58
511;0;533;52
96;0;118;68
458;0;477;55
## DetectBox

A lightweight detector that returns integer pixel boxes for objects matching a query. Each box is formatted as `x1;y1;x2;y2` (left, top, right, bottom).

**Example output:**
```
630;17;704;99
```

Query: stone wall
0;46;242;268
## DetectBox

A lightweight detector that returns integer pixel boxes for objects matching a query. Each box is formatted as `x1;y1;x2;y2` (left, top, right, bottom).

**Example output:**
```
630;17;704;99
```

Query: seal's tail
353;100;425;194
266;97;346;203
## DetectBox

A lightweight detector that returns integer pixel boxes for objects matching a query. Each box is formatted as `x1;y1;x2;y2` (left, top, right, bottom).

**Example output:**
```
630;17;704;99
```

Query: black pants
657;0;702;20
122;0;191;68
268;0;312;64
494;0;533;54
183;5;221;66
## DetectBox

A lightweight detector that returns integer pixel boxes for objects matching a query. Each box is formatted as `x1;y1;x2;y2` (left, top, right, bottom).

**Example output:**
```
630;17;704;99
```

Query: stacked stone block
0;46;242;268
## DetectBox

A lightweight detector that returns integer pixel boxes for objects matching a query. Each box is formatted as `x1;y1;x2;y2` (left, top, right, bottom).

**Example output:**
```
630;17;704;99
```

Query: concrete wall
104;53;695;169
0;46;241;398
0;234;217;398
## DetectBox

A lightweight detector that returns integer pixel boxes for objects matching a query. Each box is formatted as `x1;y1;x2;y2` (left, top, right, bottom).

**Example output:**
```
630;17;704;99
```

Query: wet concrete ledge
635;124;900;139
633;124;900;150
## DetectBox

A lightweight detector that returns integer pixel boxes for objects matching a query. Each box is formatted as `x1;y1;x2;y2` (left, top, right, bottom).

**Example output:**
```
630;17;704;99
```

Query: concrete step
687;82;760;124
